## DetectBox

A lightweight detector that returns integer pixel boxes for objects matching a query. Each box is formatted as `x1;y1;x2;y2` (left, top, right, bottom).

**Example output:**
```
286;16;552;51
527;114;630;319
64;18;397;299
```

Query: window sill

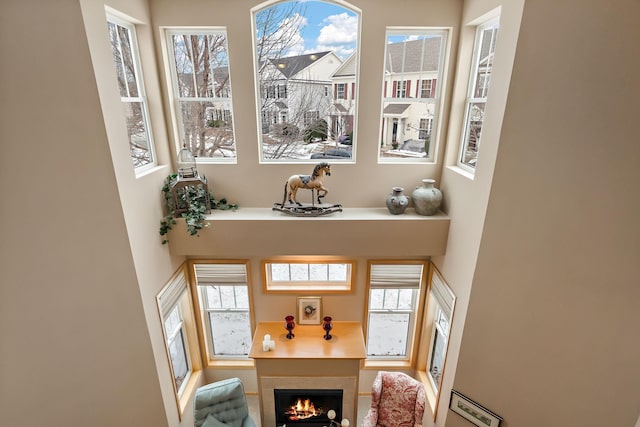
446;165;475;181
205;359;255;369
177;369;202;419
416;370;439;420
362;359;413;369
165;208;450;257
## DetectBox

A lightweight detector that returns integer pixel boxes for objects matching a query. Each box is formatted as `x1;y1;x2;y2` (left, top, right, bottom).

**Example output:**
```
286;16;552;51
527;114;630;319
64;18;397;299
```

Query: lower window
157;265;202;418
417;265;456;418
190;261;253;361
365;261;427;362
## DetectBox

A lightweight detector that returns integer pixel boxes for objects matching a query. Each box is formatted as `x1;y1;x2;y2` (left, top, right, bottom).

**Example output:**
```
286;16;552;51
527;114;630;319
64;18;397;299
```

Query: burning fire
285;398;324;421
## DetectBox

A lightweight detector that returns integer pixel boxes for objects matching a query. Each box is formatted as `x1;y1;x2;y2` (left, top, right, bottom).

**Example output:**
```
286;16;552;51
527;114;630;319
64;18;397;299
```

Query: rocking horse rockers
273;162;343;216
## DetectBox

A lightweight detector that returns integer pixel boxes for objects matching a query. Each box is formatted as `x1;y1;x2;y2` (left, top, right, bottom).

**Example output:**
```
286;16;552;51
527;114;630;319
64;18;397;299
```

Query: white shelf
166;207;449;257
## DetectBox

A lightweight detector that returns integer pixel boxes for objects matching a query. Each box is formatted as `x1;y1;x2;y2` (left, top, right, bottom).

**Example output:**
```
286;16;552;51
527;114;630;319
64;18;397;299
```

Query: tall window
425;268;455;395
366;261;427;361
252;0;360;161
418;266;455;415
459;18;499;170
107;14;155;171
166;29;236;161
191;261;252;360
380;29;447;161
157;266;201;416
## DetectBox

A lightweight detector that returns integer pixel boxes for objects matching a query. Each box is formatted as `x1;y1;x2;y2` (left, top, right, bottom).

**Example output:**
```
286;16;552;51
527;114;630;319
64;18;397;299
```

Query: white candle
341;419;350;427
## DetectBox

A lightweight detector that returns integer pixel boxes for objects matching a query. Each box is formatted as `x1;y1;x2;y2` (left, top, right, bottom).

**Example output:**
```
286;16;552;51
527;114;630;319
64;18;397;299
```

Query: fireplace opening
274;389;343;427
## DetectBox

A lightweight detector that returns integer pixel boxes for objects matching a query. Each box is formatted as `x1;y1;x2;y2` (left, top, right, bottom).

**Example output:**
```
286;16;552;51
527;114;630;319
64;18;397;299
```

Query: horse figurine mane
282;162;332;206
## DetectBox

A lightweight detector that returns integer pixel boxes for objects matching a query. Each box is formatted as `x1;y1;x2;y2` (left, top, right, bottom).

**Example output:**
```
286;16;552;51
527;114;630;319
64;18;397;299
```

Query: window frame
262;258;355;293
188;260;254;367
416;265;456;420
164;28;237;164
379;28;449;163
364;260;428;367
156;265;202;419
106;12;157;173
458;17;500;172
251;0;361;163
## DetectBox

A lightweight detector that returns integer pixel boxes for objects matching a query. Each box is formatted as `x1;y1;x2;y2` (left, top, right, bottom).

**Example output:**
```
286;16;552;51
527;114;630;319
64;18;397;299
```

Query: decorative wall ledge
166;208;450;257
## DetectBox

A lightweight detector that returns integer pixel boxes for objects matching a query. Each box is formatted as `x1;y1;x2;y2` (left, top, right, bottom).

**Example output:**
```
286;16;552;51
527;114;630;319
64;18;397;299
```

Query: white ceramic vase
411;179;442;216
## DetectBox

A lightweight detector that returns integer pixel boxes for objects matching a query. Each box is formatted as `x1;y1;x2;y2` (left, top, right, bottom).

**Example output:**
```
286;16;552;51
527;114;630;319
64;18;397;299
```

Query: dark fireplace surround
274;389;343;427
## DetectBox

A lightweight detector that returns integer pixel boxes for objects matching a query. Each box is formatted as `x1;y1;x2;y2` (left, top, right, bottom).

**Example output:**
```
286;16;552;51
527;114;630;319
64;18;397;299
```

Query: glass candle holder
285;315;295;339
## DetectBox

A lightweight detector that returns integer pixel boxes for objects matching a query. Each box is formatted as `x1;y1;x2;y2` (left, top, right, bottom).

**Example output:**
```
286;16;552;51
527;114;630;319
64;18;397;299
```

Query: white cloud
317;12;358;46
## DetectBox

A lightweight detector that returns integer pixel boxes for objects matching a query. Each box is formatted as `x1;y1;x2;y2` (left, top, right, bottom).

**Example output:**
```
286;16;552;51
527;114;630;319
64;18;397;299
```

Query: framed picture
297;297;322;324
449;390;502;427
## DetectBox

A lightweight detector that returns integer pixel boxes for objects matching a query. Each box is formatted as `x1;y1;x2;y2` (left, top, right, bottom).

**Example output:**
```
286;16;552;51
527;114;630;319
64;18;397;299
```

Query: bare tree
170;33;235;158
108;21;152;167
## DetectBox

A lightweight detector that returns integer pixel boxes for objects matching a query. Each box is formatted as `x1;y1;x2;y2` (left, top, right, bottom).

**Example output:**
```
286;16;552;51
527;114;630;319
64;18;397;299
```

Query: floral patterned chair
361;371;426;427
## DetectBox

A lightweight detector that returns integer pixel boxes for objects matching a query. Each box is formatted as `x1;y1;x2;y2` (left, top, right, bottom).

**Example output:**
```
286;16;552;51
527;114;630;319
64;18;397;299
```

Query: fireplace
274;389;343;427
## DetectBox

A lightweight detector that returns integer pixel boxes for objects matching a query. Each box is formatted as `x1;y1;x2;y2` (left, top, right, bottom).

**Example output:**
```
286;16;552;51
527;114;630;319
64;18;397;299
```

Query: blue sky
263;1;359;59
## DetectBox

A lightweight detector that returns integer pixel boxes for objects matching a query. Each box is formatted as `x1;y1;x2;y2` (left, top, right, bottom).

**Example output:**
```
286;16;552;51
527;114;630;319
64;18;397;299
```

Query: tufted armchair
361;371;426;427
194;377;256;427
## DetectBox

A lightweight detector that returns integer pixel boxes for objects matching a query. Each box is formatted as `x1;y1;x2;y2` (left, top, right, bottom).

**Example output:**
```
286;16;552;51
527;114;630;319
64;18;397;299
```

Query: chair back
194;377;254;427
370;371;426;427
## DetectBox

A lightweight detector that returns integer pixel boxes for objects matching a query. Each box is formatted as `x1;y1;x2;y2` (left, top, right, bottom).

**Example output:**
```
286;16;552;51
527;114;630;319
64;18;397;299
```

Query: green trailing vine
159;173;238;244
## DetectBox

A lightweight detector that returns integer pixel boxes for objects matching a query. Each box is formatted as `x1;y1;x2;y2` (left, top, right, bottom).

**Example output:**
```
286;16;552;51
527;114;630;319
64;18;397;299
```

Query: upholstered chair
194;377;256;427
361;371;426;427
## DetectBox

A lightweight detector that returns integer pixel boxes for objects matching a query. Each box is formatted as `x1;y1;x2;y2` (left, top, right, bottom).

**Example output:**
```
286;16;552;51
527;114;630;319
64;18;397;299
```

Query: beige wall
0;0;169;426
3;0;638;426
79;0;195;424
449;0;640;426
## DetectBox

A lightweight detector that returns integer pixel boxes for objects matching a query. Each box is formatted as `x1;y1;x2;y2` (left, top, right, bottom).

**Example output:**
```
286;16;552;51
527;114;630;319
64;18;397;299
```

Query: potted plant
159;173;238;244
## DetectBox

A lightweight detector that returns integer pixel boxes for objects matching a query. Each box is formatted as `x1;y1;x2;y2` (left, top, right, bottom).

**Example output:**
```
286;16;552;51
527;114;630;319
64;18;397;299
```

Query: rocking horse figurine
273;162;343;217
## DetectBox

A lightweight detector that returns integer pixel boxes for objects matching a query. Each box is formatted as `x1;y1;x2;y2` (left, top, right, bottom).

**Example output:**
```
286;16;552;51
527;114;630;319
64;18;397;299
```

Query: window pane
459;19;499;170
290;264;309;281
123;101;152;167
168;31;236;160
367;312;410;356
265;261;353;291
428;328;446;388
209;311;252;355
379;31;446;161
270;263;291;281
107;17;155;169
253;1;359;161
164;306;181;336
168;330;189;390
176;100;235;158
309;264;328;281
369;289;385;310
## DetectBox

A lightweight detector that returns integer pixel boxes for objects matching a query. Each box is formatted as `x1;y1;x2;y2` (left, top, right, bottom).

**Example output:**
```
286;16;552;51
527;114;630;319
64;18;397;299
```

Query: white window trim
379;27;450;164
106;12;157;174
364;260;428;366
457;17;500;173
262;258;355;293
164;28;237;164
156;265;202;419
417;265;456;420
190;260;254;365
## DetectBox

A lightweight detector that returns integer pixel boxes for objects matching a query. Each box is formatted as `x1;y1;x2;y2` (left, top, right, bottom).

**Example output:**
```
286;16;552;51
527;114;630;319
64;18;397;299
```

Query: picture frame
449;390;502;427
297;296;322;324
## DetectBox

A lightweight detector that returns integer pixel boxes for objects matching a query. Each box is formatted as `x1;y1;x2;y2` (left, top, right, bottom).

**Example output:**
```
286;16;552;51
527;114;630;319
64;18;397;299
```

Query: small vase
412;179;442;216
285;315;295;339
322;316;333;340
385;187;409;215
